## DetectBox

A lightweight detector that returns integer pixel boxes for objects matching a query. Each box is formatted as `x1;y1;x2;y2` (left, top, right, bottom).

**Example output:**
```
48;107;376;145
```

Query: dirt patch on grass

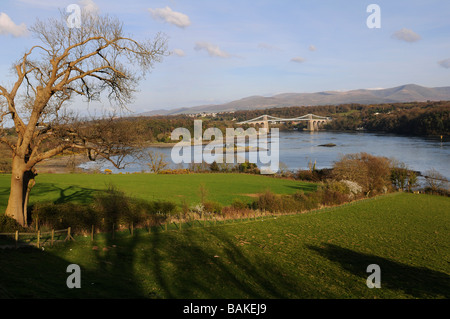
242;193;260;198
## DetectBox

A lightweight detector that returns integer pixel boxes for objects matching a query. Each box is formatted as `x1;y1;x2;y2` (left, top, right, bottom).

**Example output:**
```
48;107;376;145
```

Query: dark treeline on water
128;100;450;141
230;100;450;136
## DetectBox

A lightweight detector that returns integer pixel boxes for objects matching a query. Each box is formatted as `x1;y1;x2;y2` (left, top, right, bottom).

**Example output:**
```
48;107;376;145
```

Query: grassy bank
0;173;316;213
0;192;448;298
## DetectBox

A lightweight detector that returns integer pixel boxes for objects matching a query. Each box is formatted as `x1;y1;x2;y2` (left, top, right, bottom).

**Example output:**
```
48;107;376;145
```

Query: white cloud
438;58;450;69
309;45;317;51
148;6;191;28
392;28;421;43
0;12;28;37
79;0;99;14
194;42;231;58
290;56;306;63
172;49;186;57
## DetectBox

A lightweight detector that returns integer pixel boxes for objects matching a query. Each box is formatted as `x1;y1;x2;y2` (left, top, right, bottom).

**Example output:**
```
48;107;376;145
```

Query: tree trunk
5;156;36;227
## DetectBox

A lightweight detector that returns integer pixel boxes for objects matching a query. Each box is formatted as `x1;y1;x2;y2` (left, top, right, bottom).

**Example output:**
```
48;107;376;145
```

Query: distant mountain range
138;84;450;116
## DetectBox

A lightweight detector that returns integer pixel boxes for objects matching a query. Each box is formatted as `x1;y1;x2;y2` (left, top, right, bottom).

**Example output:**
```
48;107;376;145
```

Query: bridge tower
306;114;314;131
262;115;269;131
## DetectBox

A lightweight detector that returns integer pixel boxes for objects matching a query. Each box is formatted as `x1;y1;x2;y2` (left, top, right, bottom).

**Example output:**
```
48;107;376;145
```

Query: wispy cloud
172;49;186;57
308;45;317;52
438;58;450;69
194;42;232;58
148;6;191;28
290;56;306;63
258;43;281;51
392;28;421;43
0;12;28;37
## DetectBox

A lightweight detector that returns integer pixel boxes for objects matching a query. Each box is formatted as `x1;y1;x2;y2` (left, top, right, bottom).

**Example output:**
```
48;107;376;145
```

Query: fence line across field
0;227;74;248
0;195;390;249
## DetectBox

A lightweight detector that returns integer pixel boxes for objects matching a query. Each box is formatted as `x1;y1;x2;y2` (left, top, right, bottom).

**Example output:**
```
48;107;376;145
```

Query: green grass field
0;192;449;299
0;173;316;213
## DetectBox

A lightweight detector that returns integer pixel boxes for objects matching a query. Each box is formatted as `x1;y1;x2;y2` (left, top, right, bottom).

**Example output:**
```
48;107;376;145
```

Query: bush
238;161;260;174
297;169;332;182
0;215;27;232
231;199;249;210
32;202;98;233
255;190;282;212
147;200;177;216
203;201;223;214
332;153;391;196
253;190;305;213
31;185;178;233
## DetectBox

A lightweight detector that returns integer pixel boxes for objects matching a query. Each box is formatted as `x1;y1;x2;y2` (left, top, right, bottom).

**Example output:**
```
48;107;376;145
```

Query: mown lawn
0;173;316;213
0;192;448;299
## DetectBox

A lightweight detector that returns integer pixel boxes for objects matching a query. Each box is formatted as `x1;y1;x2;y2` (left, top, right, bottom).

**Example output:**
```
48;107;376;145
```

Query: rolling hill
139;84;450;116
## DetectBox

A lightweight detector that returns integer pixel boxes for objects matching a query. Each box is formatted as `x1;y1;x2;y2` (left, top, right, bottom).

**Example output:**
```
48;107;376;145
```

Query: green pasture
0;192;449;299
0;173;316;213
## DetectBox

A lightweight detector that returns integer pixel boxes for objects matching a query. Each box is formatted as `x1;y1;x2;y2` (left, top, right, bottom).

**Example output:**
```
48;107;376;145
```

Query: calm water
80;131;450;179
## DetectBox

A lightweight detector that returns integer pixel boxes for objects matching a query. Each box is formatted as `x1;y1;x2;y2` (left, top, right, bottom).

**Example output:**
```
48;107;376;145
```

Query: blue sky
1;0;449;114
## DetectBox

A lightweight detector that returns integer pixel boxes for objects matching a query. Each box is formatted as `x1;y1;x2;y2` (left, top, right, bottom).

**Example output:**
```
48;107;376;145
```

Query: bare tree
424;169;449;193
146;150;168;173
0;11;168;225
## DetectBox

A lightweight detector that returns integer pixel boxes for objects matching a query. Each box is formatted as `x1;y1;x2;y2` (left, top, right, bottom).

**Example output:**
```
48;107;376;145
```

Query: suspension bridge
237;114;332;131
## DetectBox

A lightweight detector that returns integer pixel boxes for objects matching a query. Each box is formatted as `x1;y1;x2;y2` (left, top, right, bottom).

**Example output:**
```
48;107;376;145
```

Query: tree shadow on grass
308;243;450;299
1;226;301;299
140;227;303;299
29;183;103;205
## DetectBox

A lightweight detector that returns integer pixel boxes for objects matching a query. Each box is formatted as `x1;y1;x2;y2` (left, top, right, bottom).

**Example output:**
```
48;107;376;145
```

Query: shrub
238;161;260;174
296;169;332;182
340;180;363;198
231;199;249;210
255;190;282;212
203;201;223;214
0;215;27;232
254;190;303;213
332;153;391;196
32;202;98;233
147;200;177;216
31;184;178;233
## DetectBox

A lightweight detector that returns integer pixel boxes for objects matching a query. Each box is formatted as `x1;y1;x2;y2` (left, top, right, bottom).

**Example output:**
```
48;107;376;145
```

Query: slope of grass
0;173;316;213
0;192;448;299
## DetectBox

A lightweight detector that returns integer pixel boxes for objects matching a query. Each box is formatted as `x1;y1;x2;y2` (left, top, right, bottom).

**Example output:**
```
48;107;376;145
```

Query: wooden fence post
91;225;94;241
51;229;54;247
37;230;40;248
15;230;18;249
65;227;75;242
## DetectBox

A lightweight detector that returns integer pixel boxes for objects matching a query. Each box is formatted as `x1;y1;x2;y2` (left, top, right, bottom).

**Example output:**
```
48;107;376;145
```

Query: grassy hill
0;192;448;299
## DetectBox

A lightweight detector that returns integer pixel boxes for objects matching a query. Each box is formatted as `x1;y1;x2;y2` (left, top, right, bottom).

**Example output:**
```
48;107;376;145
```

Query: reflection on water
80;131;449;179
